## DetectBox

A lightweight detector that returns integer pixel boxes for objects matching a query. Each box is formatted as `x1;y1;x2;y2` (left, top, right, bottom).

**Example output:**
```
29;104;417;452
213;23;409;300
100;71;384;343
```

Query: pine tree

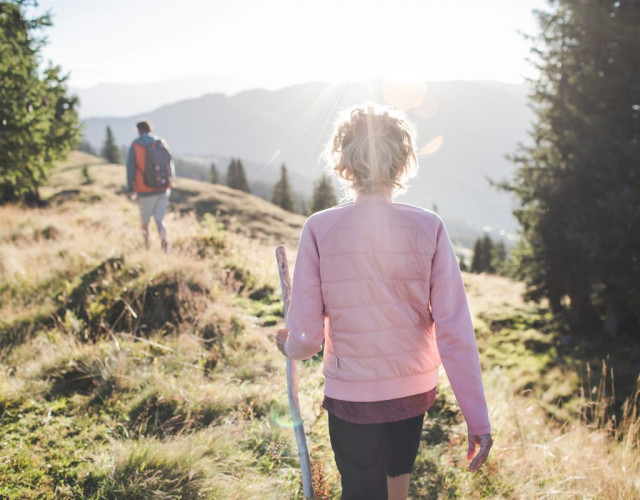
298;197;310;216
226;158;236;188
471;235;494;274
226;158;250;193
209;162;219;184
491;240;508;276
470;238;483;273
458;254;468;272
503;1;640;336
0;1;80;203
272;163;294;212
101;126;121;164
235;159;250;193
311;176;337;213
471;235;509;275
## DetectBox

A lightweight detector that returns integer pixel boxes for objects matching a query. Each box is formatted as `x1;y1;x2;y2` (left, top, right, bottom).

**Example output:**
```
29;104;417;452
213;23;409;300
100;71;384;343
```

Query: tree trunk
23;188;44;207
603;299;618;339
569;286;601;337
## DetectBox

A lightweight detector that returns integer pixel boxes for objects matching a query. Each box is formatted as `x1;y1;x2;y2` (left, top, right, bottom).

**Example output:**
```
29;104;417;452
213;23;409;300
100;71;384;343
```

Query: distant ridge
82;79;532;238
73;74;248;118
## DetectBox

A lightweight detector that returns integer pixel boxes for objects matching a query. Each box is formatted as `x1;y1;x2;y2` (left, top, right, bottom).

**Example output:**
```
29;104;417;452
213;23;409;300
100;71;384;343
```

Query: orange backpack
133;140;173;192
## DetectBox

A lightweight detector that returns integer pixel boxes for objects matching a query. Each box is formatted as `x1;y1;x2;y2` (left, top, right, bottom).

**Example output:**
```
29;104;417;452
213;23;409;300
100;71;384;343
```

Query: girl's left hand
467;433;493;472
275;329;289;356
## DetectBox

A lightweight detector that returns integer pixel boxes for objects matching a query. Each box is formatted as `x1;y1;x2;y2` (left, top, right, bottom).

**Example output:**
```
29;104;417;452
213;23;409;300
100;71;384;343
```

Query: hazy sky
31;0;549;93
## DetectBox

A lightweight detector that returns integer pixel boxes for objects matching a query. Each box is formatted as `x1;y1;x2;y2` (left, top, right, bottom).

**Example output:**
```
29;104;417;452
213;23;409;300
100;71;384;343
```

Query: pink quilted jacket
285;194;491;434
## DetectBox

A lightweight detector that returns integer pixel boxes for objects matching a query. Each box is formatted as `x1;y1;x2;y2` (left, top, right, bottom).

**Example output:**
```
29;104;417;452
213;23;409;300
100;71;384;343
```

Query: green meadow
0;152;638;499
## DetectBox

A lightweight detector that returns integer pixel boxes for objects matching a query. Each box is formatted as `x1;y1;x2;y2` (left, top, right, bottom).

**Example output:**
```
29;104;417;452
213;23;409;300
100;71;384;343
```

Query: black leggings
328;412;424;500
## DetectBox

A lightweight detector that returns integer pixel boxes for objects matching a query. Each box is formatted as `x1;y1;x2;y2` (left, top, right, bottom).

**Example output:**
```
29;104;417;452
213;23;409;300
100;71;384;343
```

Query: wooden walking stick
276;245;315;500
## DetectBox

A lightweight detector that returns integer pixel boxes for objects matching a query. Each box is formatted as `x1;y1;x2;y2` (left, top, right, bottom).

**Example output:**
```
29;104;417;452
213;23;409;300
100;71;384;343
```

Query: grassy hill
0;153;638;499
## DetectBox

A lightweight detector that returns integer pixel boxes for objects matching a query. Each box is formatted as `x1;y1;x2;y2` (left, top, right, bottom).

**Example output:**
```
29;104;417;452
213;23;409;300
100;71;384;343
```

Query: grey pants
138;191;169;239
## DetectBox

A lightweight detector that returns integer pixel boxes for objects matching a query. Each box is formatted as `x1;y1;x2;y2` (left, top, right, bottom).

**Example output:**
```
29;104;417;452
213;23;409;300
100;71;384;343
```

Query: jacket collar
355;193;393;203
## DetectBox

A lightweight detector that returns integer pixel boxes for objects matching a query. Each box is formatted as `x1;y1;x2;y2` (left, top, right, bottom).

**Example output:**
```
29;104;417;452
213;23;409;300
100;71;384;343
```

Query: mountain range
73;74;251;118
81;79;533;241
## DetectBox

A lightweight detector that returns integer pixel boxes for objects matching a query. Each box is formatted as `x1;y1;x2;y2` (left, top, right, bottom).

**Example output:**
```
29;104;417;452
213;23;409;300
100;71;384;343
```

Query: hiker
126;120;175;252
275;103;492;500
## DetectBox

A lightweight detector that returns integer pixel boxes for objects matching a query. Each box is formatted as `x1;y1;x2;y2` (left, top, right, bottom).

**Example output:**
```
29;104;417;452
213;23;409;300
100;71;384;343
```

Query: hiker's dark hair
136;120;152;134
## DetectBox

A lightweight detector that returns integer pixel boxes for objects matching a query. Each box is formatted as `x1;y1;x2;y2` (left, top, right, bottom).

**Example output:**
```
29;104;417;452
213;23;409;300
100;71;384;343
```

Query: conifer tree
311;175;337;213
471;235;509;275
101;126;121;164
298;197;310;216
0;0;80;203
225;158;236;188
226;158;250;193
458;254;468;272
272;163;294;212
209;162;219;184
491;241;508;276
471;235;495;274
235;159;250;193
503;1;640;336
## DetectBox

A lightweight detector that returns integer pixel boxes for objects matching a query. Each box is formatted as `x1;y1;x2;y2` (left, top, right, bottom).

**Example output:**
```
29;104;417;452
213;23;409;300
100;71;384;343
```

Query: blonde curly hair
325;103;418;197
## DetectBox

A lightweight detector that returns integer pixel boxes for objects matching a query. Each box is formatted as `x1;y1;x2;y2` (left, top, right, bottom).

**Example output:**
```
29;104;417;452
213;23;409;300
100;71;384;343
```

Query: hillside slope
0;152;638;499
50;151;305;246
0;152;309;498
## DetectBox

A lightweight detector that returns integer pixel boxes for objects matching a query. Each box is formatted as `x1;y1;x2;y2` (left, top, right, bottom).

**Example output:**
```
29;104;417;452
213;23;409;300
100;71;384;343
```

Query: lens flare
270;408;303;429
267;149;281;165
419;135;444;156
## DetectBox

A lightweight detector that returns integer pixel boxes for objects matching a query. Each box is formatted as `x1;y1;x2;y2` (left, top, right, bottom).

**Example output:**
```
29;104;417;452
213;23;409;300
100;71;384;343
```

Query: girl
276;103;492;500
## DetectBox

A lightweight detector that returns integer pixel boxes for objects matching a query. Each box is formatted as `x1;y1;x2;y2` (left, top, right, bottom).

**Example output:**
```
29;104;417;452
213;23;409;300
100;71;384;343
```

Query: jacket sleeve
429;220;491;435
284;218;325;360
126;142;136;192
